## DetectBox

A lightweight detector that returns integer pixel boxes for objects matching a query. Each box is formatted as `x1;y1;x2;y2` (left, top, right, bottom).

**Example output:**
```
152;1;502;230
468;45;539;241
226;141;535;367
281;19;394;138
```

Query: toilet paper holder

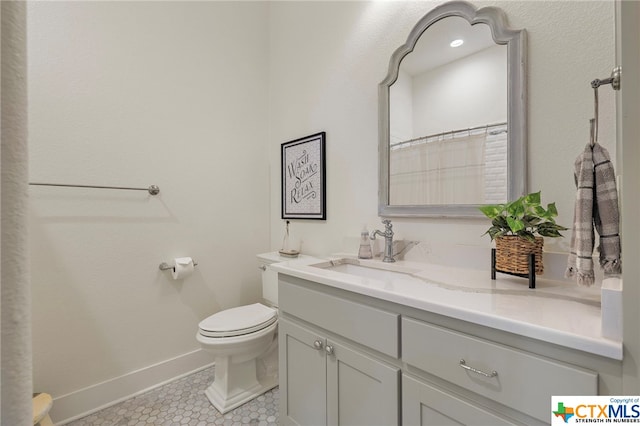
159;260;198;271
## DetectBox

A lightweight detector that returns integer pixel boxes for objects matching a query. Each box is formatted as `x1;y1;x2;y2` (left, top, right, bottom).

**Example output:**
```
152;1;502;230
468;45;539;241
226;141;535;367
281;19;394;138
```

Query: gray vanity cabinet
279;318;400;426
402;317;598;424
278;276;400;426
276;271;618;425
278;318;327;425
403;374;515;425
326;338;399;425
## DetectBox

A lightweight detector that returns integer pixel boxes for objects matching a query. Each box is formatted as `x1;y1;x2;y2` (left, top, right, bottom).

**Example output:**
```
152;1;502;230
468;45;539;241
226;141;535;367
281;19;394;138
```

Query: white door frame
618;0;640;394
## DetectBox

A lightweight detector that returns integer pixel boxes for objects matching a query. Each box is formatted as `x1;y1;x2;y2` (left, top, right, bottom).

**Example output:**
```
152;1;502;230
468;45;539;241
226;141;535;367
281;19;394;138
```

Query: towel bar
29;182;160;195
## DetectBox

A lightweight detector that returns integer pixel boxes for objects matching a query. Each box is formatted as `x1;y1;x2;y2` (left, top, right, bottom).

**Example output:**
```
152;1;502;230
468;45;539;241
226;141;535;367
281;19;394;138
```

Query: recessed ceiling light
450;39;464;47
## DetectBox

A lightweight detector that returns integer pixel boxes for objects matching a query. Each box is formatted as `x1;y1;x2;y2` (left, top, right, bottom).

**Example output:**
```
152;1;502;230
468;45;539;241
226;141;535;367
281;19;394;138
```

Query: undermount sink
310;258;421;282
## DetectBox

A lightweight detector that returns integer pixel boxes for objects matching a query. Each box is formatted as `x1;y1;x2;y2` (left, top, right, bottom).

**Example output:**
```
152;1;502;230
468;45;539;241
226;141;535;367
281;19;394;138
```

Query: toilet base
204;364;278;414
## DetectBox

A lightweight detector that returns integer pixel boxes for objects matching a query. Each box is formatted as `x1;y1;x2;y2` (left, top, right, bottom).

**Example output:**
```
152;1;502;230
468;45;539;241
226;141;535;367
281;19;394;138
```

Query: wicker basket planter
495;235;544;275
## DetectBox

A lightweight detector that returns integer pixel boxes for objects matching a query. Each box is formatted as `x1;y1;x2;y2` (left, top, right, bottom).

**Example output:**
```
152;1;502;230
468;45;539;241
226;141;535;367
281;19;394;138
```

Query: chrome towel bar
29;182;160;195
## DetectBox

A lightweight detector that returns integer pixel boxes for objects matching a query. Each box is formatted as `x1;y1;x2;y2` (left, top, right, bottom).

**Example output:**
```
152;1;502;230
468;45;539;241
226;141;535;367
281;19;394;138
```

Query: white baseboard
52;349;214;425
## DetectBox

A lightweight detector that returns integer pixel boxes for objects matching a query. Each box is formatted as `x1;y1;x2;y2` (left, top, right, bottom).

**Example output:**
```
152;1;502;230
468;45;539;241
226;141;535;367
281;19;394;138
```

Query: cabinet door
326;340;400;426
403;374;516;426
279;318;327;426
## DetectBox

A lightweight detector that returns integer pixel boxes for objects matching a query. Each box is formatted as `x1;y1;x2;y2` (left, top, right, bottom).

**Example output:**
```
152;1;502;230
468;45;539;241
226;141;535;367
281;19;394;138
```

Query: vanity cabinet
279;318;400;426
277;272;615;426
278;279;400;426
278;319;327;425
402;317;598;424
403;373;516;425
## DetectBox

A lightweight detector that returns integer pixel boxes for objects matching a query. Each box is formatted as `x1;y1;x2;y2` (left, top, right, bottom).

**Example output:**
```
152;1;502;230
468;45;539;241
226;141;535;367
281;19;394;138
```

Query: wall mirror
379;1;527;217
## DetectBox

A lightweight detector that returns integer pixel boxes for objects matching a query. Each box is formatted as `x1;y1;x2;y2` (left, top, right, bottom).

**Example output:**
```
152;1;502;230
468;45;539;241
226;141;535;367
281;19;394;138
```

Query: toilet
196;253;284;414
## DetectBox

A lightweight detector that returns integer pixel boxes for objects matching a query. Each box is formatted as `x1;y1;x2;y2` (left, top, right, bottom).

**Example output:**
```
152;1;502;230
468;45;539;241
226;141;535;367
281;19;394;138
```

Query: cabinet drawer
402;317;597;422
403;374;517;426
279;278;399;358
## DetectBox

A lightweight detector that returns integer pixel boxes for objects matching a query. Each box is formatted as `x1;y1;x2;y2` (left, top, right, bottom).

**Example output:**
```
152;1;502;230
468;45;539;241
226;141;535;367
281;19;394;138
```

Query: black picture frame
281;132;326;220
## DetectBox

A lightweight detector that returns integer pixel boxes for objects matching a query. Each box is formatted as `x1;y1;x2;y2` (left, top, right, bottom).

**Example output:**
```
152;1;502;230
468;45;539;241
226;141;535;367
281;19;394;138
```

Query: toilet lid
199;303;277;338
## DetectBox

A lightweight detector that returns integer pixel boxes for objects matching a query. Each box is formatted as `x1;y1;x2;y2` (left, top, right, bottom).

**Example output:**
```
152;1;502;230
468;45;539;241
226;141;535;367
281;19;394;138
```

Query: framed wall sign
281;132;326;220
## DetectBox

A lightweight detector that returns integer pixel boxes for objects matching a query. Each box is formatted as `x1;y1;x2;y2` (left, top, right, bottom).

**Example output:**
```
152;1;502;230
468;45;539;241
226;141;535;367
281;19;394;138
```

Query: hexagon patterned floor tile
66;367;279;426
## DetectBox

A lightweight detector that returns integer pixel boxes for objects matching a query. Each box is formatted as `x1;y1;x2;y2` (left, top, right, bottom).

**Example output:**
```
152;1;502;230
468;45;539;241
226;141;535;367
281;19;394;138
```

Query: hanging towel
566;142;621;286
592;142;622;274
566;144;596;286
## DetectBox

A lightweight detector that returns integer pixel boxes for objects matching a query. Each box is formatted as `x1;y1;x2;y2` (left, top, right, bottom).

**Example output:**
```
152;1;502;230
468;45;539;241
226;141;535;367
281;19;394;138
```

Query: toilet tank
257;252;315;307
257;253;280;307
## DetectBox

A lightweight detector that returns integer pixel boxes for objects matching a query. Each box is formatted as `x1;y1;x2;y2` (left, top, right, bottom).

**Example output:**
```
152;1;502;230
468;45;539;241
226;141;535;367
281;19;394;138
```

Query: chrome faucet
371;219;395;263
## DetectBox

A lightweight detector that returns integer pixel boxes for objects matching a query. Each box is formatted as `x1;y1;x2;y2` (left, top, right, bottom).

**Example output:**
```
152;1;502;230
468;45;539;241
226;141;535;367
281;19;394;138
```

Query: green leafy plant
479;191;568;242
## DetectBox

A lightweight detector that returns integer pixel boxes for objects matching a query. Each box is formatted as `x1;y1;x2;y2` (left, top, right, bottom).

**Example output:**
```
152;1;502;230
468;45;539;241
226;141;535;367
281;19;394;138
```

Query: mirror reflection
379;1;526;217
389;17;508;205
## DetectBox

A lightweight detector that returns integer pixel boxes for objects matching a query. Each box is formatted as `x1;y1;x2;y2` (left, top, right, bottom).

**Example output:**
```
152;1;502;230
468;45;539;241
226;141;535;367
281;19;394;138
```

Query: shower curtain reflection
389;125;507;205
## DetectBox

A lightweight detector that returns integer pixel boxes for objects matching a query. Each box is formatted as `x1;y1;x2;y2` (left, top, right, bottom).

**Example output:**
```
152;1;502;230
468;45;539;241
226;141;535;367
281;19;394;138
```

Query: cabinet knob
313;340;324;350
325;345;335;356
258;265;267;271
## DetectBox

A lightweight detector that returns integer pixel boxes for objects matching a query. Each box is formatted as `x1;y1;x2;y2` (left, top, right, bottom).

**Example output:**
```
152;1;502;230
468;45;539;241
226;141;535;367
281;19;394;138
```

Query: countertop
270;254;623;360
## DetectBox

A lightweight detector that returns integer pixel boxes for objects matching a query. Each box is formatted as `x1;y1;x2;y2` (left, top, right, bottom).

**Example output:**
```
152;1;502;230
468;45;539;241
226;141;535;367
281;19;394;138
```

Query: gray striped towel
566;142;622;286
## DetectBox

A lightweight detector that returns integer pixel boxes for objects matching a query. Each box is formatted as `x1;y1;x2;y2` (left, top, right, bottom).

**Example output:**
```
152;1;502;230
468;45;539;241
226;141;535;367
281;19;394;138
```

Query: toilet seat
199;303;277;338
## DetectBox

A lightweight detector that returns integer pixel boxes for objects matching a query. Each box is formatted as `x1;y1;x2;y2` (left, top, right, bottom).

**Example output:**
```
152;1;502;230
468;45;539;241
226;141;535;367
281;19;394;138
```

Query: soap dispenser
279;220;300;258
358;226;373;259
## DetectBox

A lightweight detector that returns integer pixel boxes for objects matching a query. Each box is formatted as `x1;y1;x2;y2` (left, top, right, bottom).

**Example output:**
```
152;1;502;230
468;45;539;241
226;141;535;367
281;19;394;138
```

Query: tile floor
66;367;279;426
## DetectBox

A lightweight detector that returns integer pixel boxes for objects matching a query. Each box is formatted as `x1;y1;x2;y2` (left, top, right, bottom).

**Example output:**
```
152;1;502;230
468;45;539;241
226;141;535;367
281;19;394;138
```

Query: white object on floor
33;393;54;426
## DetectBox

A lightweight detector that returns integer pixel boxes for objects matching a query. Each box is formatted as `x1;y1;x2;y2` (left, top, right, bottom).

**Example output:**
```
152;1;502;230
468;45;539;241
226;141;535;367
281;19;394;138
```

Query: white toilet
196;253;283;414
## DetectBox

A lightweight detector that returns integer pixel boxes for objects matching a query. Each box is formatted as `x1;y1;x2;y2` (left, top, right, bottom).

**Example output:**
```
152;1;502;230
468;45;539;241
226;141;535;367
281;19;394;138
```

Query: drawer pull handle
459;359;498;378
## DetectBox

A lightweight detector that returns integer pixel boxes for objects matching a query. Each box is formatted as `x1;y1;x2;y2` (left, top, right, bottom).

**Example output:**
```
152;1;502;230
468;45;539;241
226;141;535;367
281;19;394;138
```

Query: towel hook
590;66;621;146
591;66;621;91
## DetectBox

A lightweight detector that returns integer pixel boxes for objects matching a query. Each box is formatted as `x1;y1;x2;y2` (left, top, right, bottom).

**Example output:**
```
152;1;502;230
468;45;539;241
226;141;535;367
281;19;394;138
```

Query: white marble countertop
270;254;623;360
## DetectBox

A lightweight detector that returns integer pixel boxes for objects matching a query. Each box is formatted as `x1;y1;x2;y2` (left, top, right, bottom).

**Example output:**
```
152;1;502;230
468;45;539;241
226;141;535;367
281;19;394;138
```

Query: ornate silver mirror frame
378;1;527;217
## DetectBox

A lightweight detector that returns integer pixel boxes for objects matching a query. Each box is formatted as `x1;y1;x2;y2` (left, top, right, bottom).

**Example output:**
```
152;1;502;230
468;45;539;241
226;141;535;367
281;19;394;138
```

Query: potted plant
479;191;568;275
